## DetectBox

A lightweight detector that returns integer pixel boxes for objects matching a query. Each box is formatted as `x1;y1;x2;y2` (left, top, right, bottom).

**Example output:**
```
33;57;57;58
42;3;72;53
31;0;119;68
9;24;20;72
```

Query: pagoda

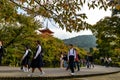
39;19;54;37
39;27;54;36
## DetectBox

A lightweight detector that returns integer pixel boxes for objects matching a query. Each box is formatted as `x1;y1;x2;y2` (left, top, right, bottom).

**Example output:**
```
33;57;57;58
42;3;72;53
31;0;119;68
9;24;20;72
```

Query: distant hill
63;35;97;51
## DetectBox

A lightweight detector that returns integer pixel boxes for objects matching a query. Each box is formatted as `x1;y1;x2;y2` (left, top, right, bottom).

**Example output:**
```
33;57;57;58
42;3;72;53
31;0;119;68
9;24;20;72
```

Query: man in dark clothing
67;44;76;75
63;53;68;68
86;53;94;68
0;41;4;65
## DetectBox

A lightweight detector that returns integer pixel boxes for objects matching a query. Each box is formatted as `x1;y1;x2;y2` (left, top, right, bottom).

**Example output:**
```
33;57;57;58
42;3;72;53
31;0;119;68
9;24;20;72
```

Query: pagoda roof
39;28;54;34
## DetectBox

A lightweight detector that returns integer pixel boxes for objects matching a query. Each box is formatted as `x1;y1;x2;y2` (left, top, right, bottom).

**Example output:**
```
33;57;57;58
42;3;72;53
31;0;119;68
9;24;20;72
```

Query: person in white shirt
21;46;31;72
67;44;76;75
28;40;44;77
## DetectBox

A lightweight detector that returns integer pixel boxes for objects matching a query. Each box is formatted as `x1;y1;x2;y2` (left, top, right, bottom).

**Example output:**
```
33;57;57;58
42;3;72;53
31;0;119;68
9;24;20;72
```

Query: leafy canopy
9;0;120;32
91;16;120;56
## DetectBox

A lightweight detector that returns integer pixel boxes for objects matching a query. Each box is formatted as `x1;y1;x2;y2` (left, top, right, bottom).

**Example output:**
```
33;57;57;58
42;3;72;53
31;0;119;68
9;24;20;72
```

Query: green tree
108;0;120;16
91;16;120;57
0;0;42;66
0;14;42;66
38;35;68;67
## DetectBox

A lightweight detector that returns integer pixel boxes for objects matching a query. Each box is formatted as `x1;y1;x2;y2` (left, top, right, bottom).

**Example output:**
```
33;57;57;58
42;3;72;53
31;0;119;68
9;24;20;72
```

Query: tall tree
0;0;42;66
0;0;42;47
91;16;120;57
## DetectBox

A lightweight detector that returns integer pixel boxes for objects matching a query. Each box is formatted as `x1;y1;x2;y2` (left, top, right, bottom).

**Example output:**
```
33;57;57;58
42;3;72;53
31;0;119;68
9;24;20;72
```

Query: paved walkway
79;72;120;80
0;65;120;80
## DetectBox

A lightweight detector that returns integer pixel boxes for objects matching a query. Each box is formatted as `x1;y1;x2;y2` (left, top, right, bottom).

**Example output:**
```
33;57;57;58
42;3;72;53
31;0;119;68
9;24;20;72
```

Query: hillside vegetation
63;35;97;51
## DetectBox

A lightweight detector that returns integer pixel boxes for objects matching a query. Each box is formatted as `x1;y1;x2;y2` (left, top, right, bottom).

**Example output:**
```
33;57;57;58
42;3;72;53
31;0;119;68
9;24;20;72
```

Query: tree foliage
38;35;68;67
8;0;117;32
91;16;120;57
108;0;120;16
0;14;42;66
0;0;41;66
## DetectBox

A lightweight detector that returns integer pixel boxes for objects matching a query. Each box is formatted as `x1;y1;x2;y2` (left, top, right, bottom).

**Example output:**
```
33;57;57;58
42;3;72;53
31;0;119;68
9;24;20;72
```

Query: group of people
1;40;95;76
60;44;81;75
0;40;44;77
22;42;82;76
59;44;95;75
100;57;112;67
21;40;45;77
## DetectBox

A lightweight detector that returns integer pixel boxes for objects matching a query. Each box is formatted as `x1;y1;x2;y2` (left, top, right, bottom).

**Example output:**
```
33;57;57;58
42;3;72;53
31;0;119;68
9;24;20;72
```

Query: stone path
61;72;120;80
0;65;120;79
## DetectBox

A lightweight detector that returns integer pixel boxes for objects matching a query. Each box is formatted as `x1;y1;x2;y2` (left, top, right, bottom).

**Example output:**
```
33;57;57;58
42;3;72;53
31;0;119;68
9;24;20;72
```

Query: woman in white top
29;40;44;77
21;46;31;72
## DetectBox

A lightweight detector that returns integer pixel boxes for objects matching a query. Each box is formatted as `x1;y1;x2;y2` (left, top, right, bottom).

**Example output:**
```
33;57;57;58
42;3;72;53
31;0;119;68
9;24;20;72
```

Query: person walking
67;44;76;75
60;52;64;68
74;48;80;71
89;54;94;68
108;57;112;67
0;41;4;65
28;40;44;77
86;53;90;68
104;57;109;67
86;53;94;68
63;52;68;68
21;46;32;72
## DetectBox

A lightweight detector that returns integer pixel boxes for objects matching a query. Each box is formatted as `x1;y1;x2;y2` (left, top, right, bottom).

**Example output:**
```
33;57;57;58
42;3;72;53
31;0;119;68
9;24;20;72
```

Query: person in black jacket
63;52;68;68
0;41;4;65
86;53;94;68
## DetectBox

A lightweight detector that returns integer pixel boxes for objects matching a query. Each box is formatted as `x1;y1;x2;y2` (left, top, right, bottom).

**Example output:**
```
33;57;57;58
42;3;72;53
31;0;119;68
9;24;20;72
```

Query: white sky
49;8;112;40
17;4;112;40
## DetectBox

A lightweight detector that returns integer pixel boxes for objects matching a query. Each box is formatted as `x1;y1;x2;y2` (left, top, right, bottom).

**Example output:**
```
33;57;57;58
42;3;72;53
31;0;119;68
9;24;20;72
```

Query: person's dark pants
69;56;74;73
105;61;109;67
86;60;90;68
75;61;80;71
0;56;2;65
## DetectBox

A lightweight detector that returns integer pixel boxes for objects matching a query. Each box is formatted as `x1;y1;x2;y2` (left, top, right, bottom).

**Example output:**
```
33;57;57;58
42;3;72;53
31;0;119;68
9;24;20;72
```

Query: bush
94;59;101;65
112;62;120;67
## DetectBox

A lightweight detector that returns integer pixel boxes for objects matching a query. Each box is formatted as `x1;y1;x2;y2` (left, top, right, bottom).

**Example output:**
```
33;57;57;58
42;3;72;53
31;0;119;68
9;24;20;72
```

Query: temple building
39;27;54;37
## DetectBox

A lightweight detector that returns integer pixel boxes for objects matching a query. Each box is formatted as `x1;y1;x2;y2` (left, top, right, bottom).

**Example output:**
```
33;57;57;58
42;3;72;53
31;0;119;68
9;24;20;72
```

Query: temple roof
39;28;54;34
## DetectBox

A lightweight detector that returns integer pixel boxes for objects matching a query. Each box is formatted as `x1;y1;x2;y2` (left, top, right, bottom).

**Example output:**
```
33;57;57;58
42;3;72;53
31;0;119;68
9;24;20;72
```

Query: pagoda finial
46;19;49;29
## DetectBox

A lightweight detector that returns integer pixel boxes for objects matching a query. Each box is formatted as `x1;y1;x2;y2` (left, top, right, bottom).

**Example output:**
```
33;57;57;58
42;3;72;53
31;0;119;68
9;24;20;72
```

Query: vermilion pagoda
39;27;54;36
